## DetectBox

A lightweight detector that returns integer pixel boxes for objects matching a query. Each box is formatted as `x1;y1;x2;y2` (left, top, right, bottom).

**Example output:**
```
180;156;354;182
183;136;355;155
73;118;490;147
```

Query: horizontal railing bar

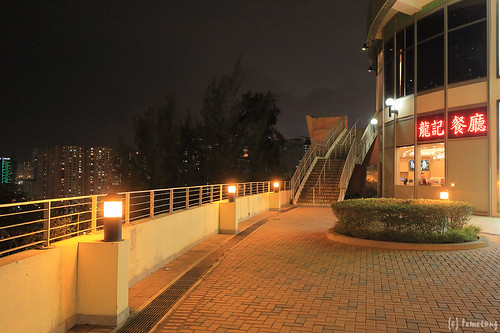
0;219;46;230
0;240;45;256
0;230;45;243
49;228;94;241
49;219;92;232
0;207;46;218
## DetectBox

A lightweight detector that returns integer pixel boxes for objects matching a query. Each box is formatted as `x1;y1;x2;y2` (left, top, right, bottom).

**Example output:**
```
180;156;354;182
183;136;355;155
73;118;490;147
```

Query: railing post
125;193;130;224
186;188;189;209
91;196;97;232
199;186;203;206
169;189;173;212
220;184;223;200
210;185;213;203
43;201;51;247
150;190;155;218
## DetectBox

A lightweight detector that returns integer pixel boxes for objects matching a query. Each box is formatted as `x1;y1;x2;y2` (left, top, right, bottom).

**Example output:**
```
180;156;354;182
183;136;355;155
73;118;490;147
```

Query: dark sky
0;1;374;161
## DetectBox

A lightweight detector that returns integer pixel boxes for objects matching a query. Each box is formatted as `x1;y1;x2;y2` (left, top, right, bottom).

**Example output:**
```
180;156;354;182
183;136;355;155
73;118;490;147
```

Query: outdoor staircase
292;118;376;206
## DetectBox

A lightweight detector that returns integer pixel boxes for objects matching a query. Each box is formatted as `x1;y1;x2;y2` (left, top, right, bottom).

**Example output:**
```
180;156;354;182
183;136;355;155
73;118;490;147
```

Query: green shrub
331;198;478;243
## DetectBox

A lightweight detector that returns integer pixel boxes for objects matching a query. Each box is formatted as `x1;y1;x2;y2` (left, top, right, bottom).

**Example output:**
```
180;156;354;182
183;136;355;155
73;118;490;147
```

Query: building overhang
366;0;432;43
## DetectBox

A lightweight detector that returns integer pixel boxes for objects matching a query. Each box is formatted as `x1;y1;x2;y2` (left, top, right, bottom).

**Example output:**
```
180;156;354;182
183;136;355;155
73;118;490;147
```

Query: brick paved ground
156;207;500;333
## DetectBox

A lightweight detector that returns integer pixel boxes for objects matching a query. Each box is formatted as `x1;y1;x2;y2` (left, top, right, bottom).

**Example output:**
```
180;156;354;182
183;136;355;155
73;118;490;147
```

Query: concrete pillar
219;201;238;234
76;240;130;326
268;192;281;211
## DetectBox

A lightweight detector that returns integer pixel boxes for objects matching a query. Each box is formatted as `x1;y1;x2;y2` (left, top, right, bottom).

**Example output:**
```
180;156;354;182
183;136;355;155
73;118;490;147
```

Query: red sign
448;108;487;139
416;108;488;141
417;113;445;141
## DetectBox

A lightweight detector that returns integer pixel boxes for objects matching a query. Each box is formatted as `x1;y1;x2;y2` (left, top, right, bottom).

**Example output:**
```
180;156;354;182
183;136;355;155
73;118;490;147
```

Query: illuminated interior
418;143;445;186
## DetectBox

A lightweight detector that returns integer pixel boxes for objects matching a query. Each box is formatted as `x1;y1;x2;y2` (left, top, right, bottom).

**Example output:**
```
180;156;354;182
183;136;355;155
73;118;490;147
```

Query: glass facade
384;0;487;97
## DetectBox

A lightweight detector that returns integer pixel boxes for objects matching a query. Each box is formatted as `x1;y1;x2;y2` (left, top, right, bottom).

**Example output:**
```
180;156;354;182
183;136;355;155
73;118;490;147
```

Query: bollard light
439;190;449;200
273;181;280;193
103;193;123;242
228;185;236;202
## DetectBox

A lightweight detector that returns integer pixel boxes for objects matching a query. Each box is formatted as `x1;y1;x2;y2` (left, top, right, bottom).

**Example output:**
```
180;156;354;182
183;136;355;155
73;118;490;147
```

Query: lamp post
273;181;280;193
228;185;236;202
103;193;123;242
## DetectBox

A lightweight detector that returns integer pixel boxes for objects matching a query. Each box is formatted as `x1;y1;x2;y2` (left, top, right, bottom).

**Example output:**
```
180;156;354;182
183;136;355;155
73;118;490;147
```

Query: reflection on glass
396;146;415;186
418;143;445;186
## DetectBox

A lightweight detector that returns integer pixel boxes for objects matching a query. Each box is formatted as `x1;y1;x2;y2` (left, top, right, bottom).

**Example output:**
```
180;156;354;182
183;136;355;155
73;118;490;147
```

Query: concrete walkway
71;208;500;332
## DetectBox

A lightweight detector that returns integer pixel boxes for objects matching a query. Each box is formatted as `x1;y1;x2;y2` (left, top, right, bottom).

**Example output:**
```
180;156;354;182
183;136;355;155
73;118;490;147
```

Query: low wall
126;202;220;286
0;190;291;333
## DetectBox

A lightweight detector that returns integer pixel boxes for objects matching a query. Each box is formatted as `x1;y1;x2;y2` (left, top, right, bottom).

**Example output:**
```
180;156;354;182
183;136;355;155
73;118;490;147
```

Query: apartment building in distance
35;146;120;199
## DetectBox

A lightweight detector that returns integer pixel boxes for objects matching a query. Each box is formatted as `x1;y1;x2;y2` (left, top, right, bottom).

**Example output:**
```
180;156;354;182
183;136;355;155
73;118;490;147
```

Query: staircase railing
311;121;359;205
291;116;347;197
338;117;378;201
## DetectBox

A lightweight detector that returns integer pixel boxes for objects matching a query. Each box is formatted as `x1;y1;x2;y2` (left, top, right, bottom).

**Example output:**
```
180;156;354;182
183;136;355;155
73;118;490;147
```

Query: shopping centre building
366;0;500;215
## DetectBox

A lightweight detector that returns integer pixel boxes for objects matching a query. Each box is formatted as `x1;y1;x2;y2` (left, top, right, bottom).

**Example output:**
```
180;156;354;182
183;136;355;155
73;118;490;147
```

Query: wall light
273;181;280;193
103;193;123;242
386;98;398;117
362;43;369;51
368;66;375;73
228;185;236;202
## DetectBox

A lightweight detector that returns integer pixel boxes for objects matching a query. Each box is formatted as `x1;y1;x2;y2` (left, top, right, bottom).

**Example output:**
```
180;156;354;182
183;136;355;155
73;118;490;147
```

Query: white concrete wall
0;190;292;333
125;202;220;286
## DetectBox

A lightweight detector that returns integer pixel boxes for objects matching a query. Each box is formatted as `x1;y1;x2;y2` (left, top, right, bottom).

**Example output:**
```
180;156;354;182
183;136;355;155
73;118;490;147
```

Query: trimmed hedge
331;198;477;243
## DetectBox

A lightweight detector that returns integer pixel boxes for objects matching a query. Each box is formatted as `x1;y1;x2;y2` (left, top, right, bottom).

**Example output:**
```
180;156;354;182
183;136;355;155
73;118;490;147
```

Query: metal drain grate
117;209;293;332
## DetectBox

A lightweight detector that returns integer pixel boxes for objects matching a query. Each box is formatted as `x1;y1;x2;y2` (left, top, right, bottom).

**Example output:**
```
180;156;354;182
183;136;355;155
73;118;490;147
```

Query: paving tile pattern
157;207;500;332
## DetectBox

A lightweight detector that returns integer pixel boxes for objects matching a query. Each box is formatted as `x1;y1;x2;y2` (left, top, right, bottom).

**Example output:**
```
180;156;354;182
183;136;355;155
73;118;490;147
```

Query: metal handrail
311;121;359;205
291;116;347;196
338;117;378;201
0;180;291;257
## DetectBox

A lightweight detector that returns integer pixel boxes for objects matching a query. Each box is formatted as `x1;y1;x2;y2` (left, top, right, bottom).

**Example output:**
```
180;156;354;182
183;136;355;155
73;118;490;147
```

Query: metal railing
0;180;290;257
291;116;347;197
311;121;359;205
338;119;378;201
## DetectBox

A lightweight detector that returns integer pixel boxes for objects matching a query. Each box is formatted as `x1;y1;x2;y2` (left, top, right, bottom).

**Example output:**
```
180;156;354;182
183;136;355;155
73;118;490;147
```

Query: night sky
0;1;374;161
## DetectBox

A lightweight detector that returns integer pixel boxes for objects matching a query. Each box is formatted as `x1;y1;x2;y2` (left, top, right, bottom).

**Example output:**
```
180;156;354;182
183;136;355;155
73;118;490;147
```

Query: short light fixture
273;181;280;193
228;185;236;202
439;190;449;200
362;43;369;51
368;66;375;73
370;118;378;133
103;193;123;242
385;98;398;117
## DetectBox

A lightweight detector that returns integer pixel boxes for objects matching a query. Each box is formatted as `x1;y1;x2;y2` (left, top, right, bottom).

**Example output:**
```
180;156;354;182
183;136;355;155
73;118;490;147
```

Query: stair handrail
338;114;378;201
291;116;347;196
311;120;359;204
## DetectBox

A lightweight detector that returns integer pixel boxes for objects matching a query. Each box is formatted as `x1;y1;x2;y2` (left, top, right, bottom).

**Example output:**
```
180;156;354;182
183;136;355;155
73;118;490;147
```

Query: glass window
417;35;444;92
448;21;486;84
406;24;414;49
396;146;415;186
418;143;445;186
417;9;444;41
448;0;486;30
405;47;414;95
384;38;394;100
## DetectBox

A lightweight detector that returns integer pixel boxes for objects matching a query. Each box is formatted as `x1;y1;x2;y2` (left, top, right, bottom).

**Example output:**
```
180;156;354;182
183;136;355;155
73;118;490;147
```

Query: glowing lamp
103;193;123;242
370;118;378;125
228;185;236;202
385;98;398;117
273;181;280;193
439;190;449;200
104;201;122;218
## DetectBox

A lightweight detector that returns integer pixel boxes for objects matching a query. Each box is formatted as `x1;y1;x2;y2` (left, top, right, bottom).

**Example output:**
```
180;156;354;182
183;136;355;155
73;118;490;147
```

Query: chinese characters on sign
417;114;445;141
447;108;487;139
417;108;487;141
